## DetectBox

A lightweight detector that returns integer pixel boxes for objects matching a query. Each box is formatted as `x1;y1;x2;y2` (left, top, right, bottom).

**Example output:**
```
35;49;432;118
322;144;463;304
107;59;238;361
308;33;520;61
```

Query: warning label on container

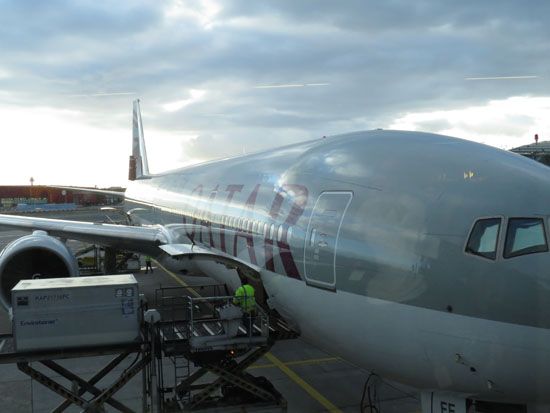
122;299;134;316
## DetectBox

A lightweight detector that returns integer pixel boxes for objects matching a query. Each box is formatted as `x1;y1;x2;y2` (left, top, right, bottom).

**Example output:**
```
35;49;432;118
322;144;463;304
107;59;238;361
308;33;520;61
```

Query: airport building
510;140;550;167
0;185;124;210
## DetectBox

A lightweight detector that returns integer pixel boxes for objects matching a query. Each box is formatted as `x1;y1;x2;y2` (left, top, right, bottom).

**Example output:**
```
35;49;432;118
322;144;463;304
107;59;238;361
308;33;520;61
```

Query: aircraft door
304;191;353;290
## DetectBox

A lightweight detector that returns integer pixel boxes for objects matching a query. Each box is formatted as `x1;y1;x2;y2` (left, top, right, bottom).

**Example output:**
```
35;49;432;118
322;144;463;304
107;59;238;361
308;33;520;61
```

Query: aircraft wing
0;214;167;253
159;243;261;279
0;214;261;278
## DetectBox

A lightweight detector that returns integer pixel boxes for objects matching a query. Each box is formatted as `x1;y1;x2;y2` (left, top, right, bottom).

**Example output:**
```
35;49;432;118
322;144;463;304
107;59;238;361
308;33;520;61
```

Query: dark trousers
145;260;153;273
241;311;256;335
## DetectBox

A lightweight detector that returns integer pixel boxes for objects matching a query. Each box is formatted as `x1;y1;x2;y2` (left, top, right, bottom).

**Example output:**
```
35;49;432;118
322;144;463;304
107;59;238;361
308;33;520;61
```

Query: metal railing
154;285;269;353
187;295;269;350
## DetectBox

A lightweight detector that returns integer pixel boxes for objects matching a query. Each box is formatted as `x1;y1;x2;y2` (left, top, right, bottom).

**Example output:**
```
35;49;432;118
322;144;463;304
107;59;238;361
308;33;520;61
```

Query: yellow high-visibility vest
233;284;256;313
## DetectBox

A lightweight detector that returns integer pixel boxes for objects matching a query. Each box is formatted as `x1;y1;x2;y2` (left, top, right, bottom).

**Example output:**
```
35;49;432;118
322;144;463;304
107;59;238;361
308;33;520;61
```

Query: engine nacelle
0;231;79;310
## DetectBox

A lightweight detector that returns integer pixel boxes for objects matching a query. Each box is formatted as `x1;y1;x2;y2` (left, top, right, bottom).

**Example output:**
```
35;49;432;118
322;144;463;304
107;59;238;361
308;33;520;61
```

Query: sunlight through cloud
389;97;550;149
162;89;206;112
165;0;221;29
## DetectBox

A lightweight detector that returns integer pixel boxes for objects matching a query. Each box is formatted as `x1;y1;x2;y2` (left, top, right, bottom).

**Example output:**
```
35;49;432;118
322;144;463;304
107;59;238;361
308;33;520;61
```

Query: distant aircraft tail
129;99;150;180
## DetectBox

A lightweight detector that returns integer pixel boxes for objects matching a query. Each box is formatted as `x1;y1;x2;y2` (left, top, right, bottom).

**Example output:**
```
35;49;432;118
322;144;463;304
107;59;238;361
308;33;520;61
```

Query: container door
304;191;353;290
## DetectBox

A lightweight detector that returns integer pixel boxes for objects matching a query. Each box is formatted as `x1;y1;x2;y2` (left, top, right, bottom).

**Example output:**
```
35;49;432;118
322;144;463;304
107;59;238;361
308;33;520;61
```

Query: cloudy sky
0;0;549;187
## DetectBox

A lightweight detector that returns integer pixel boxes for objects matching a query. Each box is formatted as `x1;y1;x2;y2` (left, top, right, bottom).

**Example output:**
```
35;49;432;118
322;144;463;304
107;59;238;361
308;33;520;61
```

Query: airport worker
233;275;256;334
145;255;153;273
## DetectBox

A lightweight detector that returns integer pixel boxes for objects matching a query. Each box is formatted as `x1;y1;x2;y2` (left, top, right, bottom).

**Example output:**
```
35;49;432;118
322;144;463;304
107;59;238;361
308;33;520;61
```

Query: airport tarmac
0;208;422;412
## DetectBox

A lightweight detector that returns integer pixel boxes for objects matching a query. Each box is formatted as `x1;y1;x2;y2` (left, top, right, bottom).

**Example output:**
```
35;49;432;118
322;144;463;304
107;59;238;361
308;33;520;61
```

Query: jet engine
0;231;79;310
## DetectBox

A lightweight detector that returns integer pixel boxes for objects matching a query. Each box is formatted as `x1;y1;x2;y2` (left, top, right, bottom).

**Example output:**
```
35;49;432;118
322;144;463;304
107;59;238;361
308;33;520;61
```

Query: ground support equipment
0;339;146;413
154;285;289;412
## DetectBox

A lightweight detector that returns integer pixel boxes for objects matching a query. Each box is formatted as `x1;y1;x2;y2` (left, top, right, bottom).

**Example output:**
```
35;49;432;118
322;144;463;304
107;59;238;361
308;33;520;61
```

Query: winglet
129;99;150;180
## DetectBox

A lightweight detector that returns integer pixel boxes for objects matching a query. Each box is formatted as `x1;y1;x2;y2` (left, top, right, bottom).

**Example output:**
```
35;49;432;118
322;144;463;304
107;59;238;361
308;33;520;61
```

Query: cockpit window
465;218;501;260
504;218;548;258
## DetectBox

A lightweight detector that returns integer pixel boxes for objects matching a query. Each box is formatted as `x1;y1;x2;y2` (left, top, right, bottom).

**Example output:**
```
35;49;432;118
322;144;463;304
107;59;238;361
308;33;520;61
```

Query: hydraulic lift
150;285;295;412
0;283;297;412
0;340;146;412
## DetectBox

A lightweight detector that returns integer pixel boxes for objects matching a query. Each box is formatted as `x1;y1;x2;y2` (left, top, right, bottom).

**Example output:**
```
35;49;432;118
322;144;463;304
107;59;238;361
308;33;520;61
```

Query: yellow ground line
155;260;342;407
153;259;202;298
250;356;341;370
154;259;342;412
155;263;341;370
265;352;342;413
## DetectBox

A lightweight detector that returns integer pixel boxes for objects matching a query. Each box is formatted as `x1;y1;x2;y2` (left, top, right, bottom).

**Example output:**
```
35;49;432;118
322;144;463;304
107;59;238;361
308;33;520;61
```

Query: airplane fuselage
125;130;550;404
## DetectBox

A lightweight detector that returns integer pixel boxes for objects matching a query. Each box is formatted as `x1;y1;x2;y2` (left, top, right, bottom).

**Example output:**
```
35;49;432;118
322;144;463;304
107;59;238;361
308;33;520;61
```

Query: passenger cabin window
465;218;501;260
504;218;548;258
277;225;284;242
287;226;293;243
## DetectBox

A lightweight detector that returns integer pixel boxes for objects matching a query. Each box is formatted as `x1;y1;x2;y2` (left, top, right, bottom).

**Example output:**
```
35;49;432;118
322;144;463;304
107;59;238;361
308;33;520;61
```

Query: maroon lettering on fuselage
265;184;308;279
233;184;260;265
205;185;219;247
264;191;284;273
181;182;308;279
279;184;308;278
220;185;243;253
183;184;203;242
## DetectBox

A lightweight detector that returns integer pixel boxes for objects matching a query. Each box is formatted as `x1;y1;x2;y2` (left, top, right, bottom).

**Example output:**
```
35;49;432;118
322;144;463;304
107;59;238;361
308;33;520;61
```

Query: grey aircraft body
0;101;549;412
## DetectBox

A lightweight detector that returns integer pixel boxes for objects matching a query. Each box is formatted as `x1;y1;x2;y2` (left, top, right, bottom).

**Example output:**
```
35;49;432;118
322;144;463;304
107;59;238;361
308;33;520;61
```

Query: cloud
182;126;313;162
0;1;549;184
162;89;206;112
0;104;128;187
389;97;550;148
165;0;222;29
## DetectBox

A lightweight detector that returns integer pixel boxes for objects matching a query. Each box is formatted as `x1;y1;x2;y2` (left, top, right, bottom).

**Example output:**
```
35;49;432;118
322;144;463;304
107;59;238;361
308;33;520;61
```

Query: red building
0;186;123;209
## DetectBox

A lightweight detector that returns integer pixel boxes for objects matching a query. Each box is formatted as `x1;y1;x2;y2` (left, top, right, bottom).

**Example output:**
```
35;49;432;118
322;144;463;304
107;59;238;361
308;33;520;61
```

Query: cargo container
12;274;140;352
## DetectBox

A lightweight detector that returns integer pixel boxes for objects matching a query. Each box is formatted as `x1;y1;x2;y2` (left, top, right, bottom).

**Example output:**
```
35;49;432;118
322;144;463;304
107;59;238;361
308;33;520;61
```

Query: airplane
1;100;550;413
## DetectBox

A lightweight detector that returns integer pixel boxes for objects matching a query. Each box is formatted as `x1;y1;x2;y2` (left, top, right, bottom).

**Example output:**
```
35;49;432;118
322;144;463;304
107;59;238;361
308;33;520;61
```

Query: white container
12;274;140;352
